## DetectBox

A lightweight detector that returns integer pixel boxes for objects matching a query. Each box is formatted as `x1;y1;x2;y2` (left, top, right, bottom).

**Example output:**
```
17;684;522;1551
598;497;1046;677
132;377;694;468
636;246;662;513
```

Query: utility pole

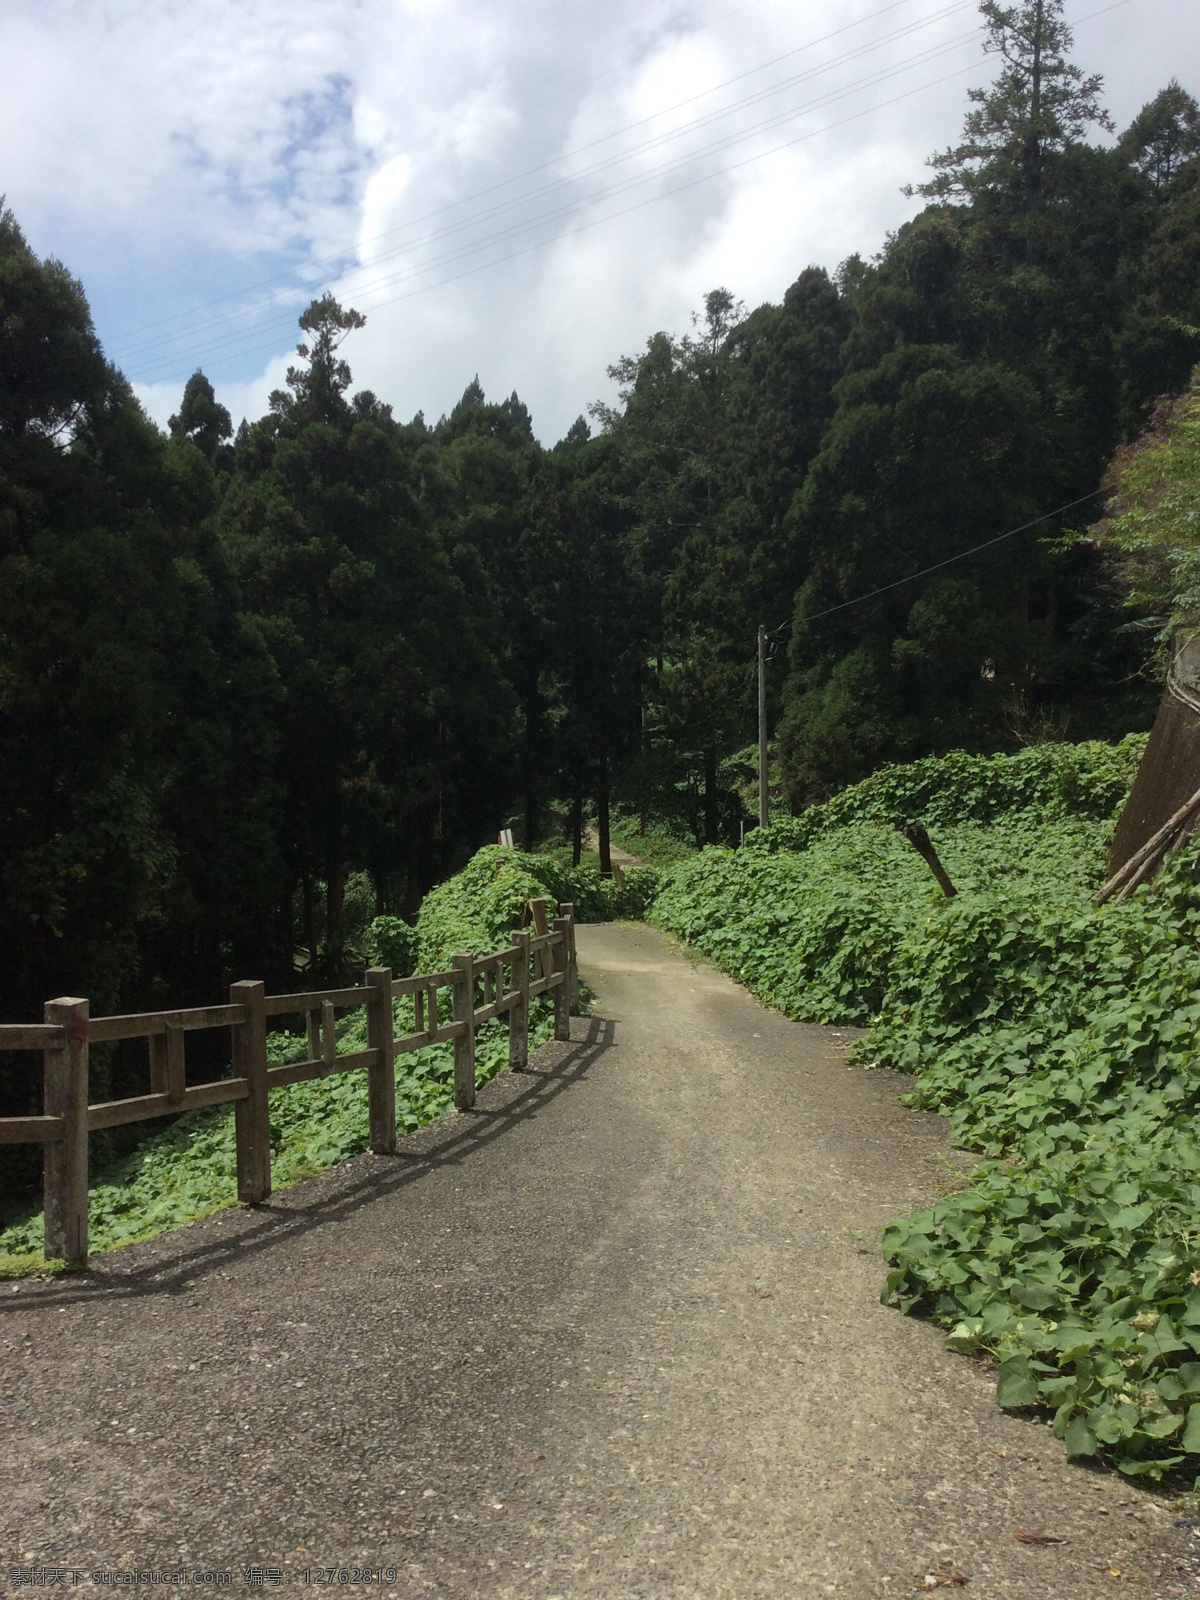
757;623;768;831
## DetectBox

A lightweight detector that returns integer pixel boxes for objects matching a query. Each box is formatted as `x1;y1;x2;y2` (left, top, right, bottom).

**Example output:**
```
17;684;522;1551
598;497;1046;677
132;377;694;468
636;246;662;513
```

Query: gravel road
2;922;1195;1598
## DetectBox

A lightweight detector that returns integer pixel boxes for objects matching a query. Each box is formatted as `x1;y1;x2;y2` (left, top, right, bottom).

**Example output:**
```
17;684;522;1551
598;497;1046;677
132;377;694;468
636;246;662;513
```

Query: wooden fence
0;898;579;1268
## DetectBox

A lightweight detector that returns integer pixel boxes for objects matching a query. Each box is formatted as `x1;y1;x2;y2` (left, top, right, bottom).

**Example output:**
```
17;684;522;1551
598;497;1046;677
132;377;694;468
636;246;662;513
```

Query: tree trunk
1023;0;1045;245
325;856;346;983
597;746;612;878
522;687;539;850
300;873;319;978
703;745;719;846
570;776;583;868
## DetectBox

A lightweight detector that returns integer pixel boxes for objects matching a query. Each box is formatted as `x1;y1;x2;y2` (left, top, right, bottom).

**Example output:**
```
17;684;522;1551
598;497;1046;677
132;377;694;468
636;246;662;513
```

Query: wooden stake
43;997;89;1267
558;902;580;1015
164;1022;186;1104
552;919;571;1043
365;966;396;1155
509;930;530;1072
898;822;957;898
231;980;271;1205
529;897;550;981
450;953;476;1110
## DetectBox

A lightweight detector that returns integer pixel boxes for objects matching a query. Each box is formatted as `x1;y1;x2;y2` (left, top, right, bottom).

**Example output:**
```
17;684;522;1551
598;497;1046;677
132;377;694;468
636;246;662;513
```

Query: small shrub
368;915;418;976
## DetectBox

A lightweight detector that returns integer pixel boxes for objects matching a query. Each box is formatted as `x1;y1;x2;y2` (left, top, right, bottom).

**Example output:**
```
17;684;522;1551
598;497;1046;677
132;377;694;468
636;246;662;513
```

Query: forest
1;0;1198;1034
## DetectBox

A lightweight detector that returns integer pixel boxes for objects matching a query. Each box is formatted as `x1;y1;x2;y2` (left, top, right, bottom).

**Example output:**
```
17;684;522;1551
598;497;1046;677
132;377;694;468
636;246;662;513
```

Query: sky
2;0;1196;443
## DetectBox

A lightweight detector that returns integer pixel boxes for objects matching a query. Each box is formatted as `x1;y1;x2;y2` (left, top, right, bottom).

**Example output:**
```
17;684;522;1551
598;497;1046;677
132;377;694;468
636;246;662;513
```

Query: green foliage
873;841;1200;1479
651;737;1200;1477
1094;366;1200;624
911;0;1111;202
610;819;697;868
1118;81;1200;193
169;371;233;465
0;1253;72;1279
222;299;514;980
753;735;1146;853
414;845;658;969
0;204;284;1028
368;915;418;976
653;813;1107;1025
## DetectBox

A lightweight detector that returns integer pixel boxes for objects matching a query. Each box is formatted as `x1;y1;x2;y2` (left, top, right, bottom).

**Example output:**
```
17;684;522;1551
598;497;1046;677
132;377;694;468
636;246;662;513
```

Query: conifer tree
910;0;1111;205
1118;81;1200;194
169;370;233;463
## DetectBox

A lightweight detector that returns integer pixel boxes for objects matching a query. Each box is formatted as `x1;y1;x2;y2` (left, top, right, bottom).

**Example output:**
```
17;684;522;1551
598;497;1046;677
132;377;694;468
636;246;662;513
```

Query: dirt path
2;924;1193;1598
582;826;644;870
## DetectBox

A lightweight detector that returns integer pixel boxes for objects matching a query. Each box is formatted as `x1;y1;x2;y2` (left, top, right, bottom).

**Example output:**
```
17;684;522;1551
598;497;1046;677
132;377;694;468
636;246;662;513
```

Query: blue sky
2;0;1195;442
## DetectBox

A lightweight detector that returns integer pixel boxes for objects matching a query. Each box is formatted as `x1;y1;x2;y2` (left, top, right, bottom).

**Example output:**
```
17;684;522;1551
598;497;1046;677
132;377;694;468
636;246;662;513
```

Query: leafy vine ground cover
652;736;1200;1481
0;848;658;1275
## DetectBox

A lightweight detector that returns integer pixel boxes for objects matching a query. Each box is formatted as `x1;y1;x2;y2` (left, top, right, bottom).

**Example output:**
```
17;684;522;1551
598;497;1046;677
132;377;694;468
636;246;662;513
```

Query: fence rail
0;898;579;1267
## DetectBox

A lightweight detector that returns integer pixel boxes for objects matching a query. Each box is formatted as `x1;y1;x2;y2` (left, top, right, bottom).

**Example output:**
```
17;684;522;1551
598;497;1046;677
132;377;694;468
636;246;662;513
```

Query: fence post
365;966;396;1155
450;953;476;1111
551;919;571;1043
509;929;531;1072
43;997;89;1267
230;980;271;1205
529;896;550;980
558;901;580;1015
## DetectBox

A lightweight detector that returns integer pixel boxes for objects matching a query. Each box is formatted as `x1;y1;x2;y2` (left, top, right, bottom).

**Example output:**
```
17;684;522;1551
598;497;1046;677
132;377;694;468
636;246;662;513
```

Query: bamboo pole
1095;780;1200;903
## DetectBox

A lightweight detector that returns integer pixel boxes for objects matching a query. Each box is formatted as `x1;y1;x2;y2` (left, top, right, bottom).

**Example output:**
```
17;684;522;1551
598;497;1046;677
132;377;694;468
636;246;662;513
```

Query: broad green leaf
1064;1415;1098;1456
1180;1404;1200;1455
997;1356;1039;1408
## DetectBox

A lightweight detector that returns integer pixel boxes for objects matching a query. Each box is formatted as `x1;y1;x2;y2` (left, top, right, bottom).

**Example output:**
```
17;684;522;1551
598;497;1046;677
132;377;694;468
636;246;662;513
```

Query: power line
318;14;980;310
107;0;948;356
768;489;1105;641
118;0;1135;387
118;15;979;371
112;0;975;370
128;29;989;381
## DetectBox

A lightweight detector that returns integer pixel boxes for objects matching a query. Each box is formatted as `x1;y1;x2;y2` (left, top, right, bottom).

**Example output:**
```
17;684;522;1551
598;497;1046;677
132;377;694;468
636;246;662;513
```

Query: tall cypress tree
909;0;1112;207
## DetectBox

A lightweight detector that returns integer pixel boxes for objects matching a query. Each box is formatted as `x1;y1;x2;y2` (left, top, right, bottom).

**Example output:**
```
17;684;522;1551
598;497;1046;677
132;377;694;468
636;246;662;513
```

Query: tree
1114;87;1200;425
221;301;511;972
910;0;1111;206
594;280;843;843
1119;81;1200;195
0;206;282;1021
778;347;1060;799
169;370;233;465
523;434;644;872
431;378;543;850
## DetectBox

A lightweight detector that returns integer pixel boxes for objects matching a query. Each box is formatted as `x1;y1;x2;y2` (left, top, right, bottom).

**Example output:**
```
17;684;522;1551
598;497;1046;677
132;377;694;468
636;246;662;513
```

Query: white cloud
6;0;1197;442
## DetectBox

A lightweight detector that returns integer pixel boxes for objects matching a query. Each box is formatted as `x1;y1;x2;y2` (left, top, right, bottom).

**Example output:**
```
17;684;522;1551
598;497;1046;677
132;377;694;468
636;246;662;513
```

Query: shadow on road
1;1015;616;1313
